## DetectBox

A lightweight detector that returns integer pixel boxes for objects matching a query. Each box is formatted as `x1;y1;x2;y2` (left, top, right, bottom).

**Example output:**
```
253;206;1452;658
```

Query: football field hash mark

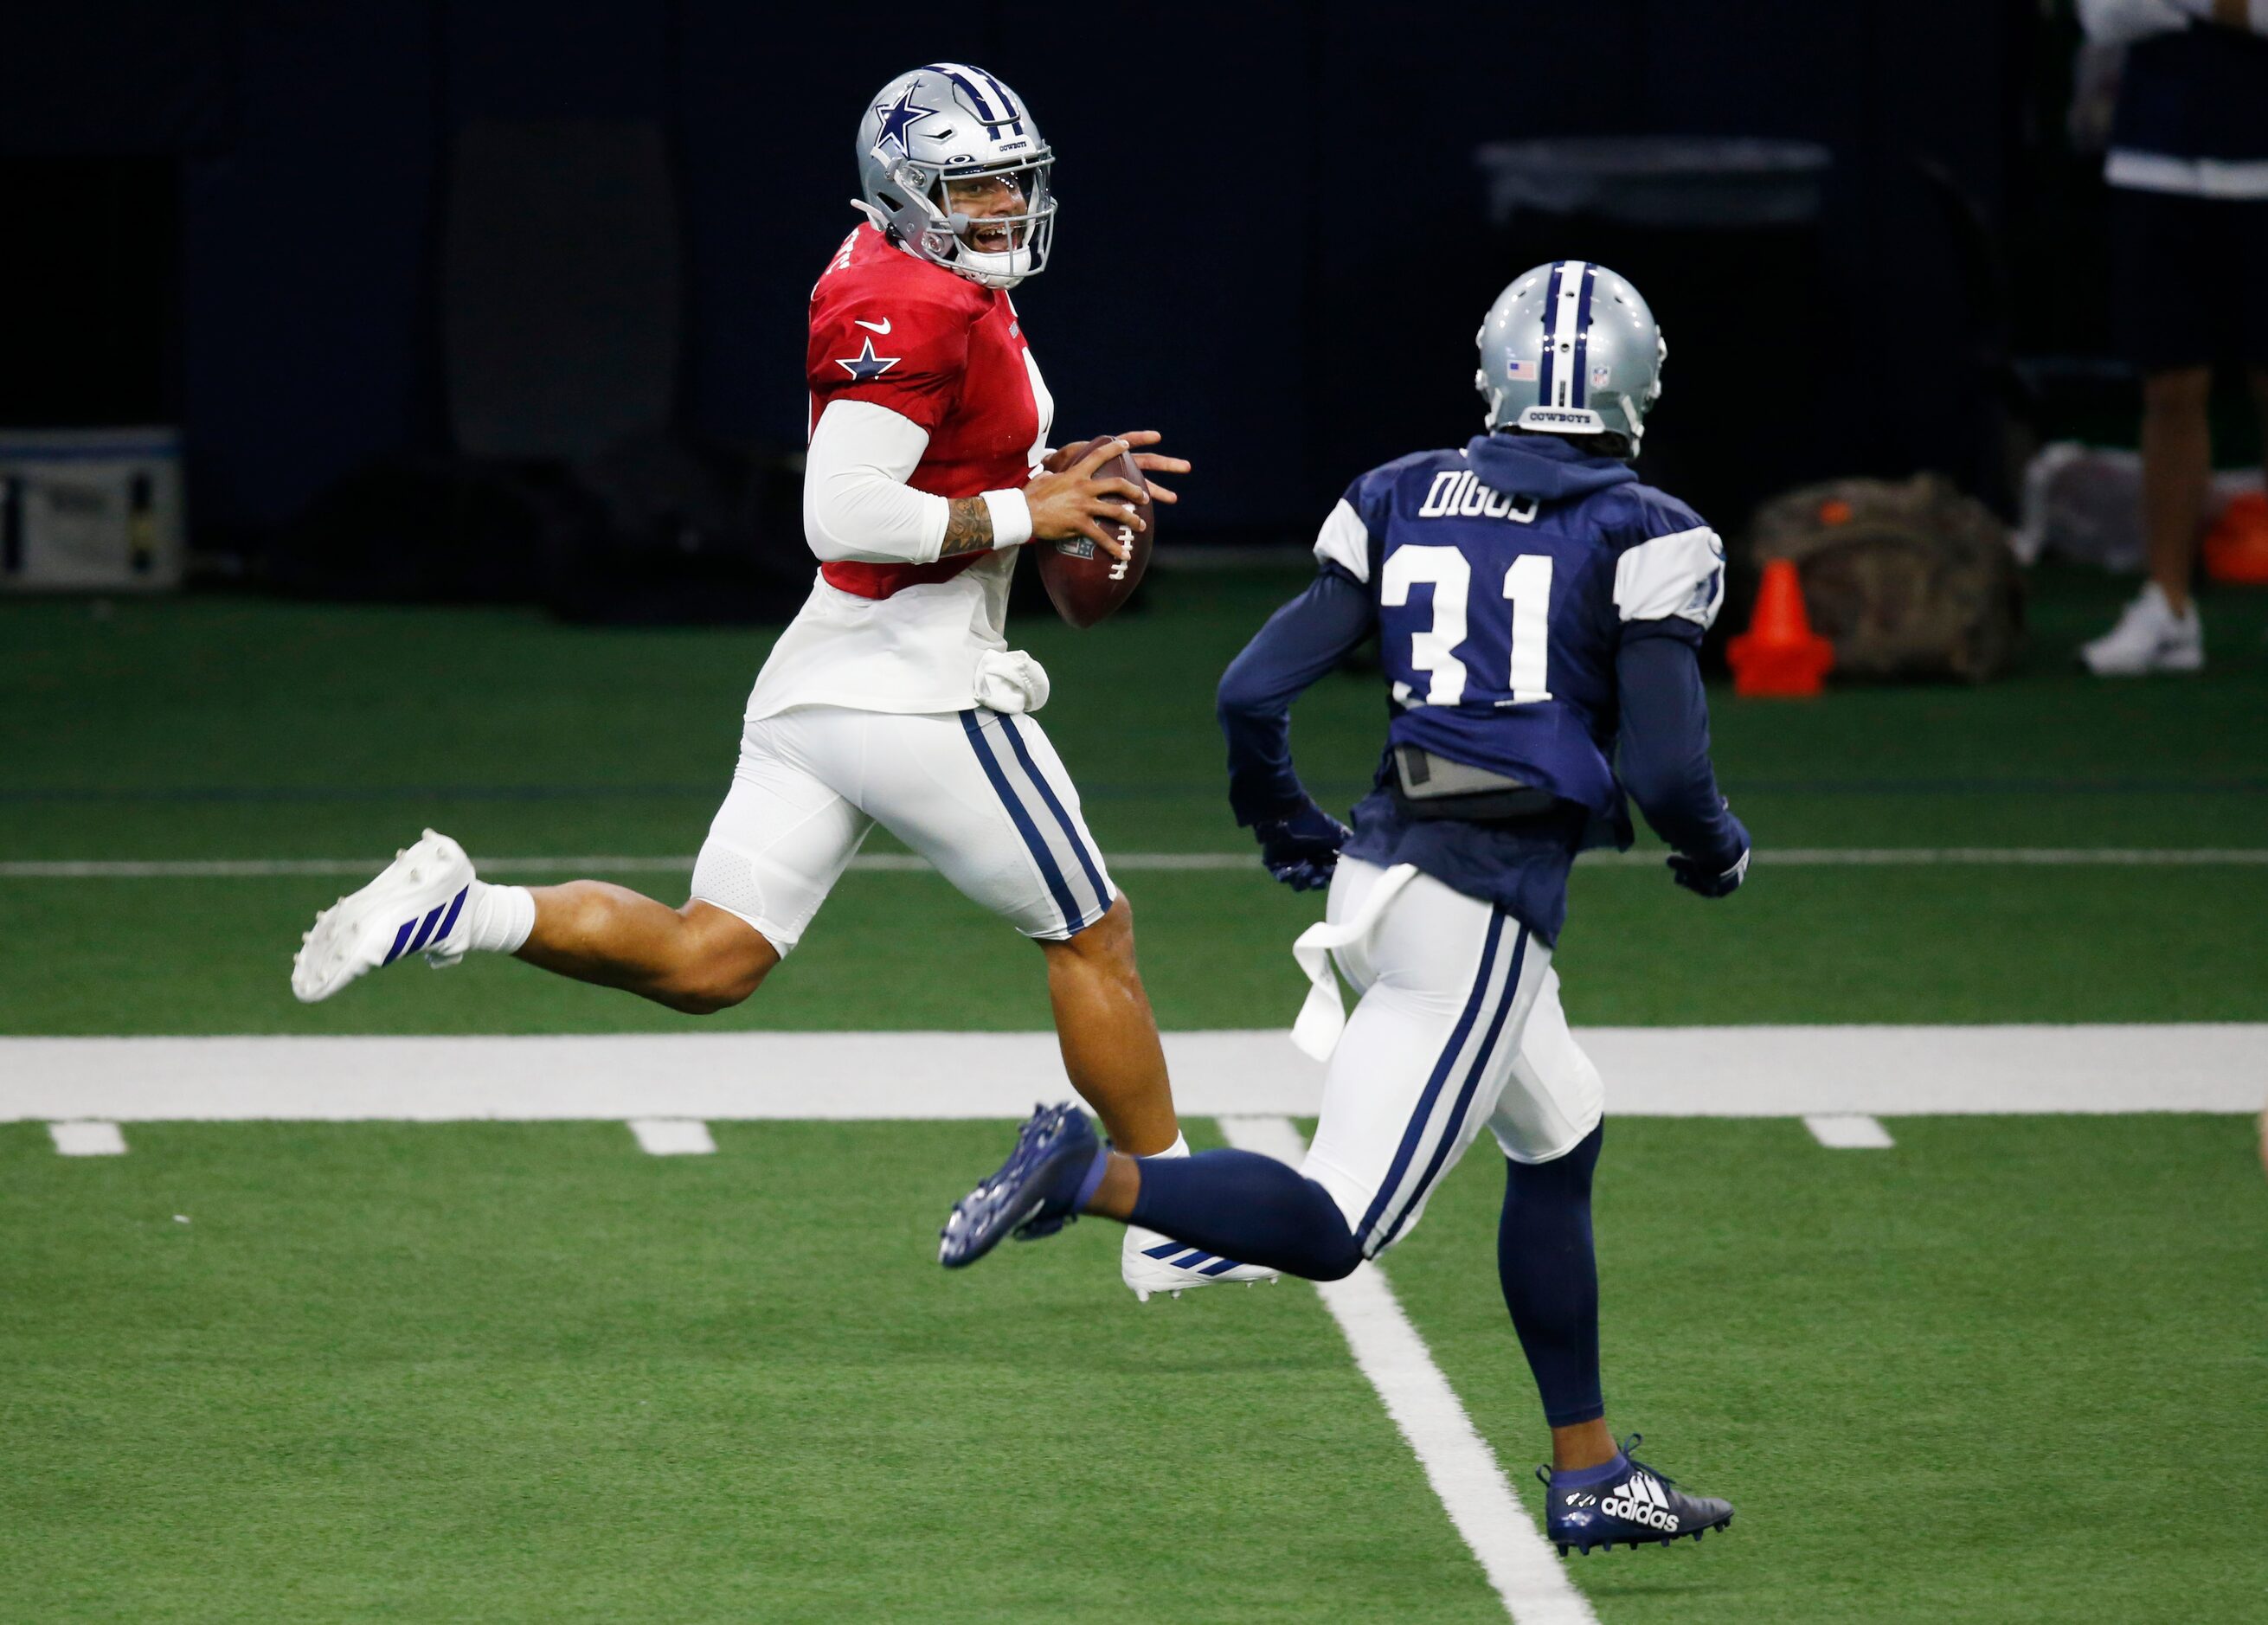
1218;1114;1597;1624
48;1121;127;1156
1803;1113;1896;1148
626;1118;716;1155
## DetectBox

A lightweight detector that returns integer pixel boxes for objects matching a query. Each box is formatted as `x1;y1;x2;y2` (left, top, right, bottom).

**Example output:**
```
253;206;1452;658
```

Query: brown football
1034;445;1153;629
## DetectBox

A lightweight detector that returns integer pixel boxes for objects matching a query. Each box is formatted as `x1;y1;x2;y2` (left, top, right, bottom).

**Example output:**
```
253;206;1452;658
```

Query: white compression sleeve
803;398;949;564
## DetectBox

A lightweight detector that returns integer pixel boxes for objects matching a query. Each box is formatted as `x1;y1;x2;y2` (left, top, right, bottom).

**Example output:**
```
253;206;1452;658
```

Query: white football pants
1301;857;1605;1258
689;705;1115;953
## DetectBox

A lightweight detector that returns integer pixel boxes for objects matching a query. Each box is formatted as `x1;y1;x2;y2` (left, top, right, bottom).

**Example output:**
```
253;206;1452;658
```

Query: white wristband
981;487;1033;549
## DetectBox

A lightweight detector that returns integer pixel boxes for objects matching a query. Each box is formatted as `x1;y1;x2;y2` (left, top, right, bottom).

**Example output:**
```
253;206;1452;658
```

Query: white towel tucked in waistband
1288;862;1419;1061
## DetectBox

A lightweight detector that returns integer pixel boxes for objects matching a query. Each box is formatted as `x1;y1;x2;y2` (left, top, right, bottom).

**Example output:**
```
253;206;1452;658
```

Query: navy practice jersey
1218;431;1740;942
1322;433;1725;817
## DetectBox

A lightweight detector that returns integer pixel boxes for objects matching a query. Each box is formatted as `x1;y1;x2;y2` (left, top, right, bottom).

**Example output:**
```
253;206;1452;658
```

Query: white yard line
0;853;1248;878
626;1118;716;1155
1802;1113;1896;1148
2;1025;2258;1123
5;848;2268;879
1218;1115;1595;1625
48;1121;126;1155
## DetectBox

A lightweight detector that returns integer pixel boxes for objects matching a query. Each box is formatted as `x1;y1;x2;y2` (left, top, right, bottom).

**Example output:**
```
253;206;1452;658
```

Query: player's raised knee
1056;890;1135;961
1094;888;1136;938
656;904;779;1014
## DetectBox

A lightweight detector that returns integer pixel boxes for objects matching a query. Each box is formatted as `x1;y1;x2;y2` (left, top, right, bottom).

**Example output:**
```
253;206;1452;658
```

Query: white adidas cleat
1121;1224;1279;1302
2079;582;2203;676
291;829;476;1004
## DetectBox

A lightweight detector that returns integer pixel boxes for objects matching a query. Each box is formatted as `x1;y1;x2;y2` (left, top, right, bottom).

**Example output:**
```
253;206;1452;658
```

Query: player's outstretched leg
939;1102;1359;1278
291;830;777;1011
512;882;776;1012
1500;1126;1734;1554
1038;894;1276;1299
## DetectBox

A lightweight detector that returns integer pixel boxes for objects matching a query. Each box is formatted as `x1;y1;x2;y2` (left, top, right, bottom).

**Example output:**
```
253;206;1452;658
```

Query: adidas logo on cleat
1601;1474;1680;1532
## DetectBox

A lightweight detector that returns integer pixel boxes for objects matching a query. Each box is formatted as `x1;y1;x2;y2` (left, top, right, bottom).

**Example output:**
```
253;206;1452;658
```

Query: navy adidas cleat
1538;1436;1733;1556
939;1102;1102;1269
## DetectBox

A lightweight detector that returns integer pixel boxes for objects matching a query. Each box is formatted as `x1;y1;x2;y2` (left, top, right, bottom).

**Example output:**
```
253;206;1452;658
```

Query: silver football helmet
1475;261;1666;446
854;63;1056;290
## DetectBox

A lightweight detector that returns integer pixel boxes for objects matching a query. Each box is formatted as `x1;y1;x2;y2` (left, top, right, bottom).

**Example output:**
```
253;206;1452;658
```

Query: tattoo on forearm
941;498;994;556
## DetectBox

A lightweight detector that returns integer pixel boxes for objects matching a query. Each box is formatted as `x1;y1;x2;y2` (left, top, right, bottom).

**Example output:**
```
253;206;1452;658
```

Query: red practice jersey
806;224;1044;600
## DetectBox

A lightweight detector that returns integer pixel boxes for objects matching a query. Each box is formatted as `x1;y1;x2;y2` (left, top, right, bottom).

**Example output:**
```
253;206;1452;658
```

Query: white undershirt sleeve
804;398;948;564
803;398;1033;563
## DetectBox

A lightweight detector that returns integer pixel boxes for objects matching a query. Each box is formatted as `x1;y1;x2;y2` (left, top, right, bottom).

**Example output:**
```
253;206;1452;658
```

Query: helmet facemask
943;157;1055;287
856;65;1058;290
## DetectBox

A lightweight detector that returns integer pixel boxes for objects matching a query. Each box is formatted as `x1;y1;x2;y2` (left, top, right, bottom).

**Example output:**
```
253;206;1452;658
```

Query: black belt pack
1390;744;1558;822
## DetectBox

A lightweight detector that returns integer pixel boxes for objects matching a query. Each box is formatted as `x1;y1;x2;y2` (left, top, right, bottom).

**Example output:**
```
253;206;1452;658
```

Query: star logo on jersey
834;337;901;382
872;82;941;158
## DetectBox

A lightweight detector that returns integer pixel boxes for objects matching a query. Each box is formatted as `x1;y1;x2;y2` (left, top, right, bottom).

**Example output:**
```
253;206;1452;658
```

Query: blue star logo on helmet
834;337;901;382
872;81;940;158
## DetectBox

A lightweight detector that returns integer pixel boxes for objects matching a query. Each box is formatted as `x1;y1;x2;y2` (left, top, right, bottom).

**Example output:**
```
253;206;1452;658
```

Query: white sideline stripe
0;853;1248;878
48;1121;126;1156
626;1118;716;1156
1;1025;2258;1123
5;847;2268;879
1218;1115;1594;1625
1803;1113;1895;1149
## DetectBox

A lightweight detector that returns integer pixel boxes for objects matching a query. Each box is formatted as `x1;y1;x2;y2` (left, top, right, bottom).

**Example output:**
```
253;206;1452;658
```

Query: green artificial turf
3;1115;2263;1623
0;1119;1507;1625
5;860;2268;1036
2;567;2265;1035
1389;1114;2268;1623
4;571;2267;1622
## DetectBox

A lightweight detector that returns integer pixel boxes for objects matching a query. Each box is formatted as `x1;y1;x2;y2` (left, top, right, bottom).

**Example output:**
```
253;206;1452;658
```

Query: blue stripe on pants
960;710;1081;933
1374;924;1529;1252
997;716;1109;922
1354;910;1508;1253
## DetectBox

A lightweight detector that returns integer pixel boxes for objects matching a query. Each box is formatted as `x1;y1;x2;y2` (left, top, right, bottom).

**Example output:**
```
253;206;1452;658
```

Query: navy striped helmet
1475;261;1665;446
855;64;1056;289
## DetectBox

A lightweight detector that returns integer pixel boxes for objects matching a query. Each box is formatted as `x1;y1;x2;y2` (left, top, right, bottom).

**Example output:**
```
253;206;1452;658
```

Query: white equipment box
0;427;186;593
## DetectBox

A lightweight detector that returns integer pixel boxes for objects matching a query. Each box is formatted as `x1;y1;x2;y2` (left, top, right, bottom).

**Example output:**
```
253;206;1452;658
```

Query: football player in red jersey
290;62;1268;1301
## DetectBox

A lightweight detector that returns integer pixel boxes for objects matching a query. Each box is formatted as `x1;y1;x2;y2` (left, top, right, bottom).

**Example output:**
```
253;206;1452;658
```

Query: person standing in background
2077;0;2268;675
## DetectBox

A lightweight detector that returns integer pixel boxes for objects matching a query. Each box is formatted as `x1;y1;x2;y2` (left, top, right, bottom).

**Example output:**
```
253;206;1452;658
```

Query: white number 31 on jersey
1382;545;1552;708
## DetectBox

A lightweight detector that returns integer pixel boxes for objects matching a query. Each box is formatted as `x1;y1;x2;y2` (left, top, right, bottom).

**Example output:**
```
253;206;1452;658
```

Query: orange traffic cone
1727;559;1834;697
2203;491;2268;586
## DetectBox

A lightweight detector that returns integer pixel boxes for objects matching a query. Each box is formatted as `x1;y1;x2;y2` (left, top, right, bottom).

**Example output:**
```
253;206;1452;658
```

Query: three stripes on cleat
1139;1236;1249;1278
382;885;467;965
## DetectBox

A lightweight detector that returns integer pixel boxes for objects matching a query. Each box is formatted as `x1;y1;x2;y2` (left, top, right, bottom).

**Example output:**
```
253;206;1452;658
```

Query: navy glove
1667;816;1751;899
1252;799;1352;892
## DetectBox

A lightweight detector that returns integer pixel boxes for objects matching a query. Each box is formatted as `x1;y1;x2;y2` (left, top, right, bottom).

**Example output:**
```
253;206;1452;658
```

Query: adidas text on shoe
1539;1436;1734;1557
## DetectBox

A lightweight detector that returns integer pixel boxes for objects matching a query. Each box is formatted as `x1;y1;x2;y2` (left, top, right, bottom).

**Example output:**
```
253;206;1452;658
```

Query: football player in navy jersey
941;262;1742;1557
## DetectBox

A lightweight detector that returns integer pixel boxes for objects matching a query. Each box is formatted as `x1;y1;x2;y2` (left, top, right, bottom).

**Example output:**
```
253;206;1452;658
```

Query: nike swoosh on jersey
853;317;892;334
